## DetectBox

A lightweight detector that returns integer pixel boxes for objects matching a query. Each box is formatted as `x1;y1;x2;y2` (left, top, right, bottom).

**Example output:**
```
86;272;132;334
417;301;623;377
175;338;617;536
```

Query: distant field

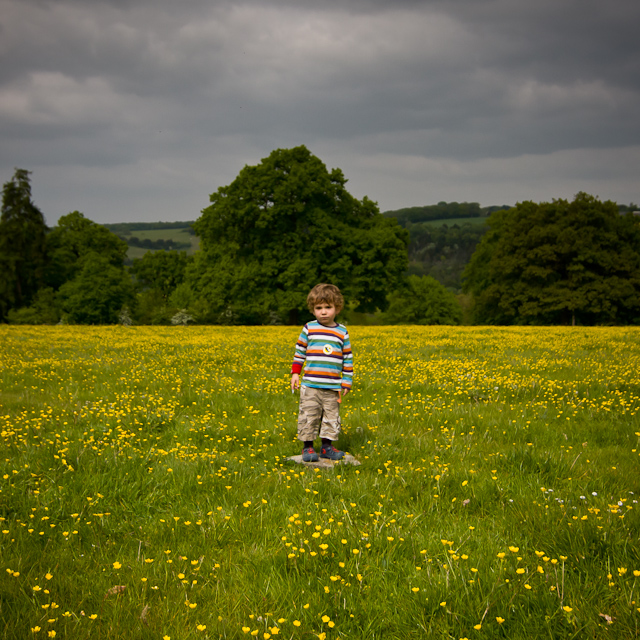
114;227;200;259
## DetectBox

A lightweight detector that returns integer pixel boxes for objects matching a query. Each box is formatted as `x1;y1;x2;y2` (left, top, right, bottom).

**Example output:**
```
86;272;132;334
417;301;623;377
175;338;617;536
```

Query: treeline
2;156;640;327
464;194;640;325
0;157;460;326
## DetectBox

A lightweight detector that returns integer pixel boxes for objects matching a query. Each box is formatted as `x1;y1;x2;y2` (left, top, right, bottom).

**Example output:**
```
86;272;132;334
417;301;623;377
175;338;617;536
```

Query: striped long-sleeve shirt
291;321;353;391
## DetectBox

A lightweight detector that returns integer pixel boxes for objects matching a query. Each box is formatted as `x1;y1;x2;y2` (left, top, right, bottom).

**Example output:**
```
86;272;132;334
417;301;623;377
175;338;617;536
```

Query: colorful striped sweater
291;321;353;391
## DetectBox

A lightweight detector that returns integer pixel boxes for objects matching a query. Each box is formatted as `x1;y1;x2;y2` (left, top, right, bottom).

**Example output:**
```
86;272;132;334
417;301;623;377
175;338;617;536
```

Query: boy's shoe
320;444;345;460
302;447;319;462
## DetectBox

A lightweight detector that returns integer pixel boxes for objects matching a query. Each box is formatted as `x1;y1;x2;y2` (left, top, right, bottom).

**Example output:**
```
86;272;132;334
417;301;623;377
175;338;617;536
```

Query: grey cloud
1;0;639;223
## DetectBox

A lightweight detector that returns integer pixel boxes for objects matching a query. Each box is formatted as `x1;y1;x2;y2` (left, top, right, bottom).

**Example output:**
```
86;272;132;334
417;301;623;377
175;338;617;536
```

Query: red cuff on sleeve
291;363;303;374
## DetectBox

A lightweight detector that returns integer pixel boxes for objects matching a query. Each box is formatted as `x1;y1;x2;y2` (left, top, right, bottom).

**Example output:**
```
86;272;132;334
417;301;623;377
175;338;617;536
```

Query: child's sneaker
302;447;319;462
320;444;345;460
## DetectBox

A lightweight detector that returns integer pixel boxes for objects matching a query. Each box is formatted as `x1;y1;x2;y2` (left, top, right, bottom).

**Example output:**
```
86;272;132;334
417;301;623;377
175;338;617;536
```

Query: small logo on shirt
322;344;334;355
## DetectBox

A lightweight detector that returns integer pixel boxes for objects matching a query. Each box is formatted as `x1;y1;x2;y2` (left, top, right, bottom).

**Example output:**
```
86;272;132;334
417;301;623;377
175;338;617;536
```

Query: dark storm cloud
0;0;638;223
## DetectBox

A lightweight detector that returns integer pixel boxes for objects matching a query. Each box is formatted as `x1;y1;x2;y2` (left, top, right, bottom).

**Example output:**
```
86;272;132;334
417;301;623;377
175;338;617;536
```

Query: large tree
463;193;640;325
0;168;48;319
46;211;128;289
40;211;133;324
188;146;408;324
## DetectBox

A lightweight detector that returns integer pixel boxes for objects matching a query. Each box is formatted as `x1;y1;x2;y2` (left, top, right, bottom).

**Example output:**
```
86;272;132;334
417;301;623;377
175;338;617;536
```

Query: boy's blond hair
307;283;344;313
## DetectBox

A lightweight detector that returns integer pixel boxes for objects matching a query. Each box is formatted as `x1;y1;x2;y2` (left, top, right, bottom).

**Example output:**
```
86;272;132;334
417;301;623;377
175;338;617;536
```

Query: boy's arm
341;330;353;395
291;325;308;393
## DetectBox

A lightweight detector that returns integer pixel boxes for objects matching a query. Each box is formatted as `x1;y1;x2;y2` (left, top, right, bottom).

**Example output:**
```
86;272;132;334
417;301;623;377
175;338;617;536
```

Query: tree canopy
188;146;408;324
463;193;640;325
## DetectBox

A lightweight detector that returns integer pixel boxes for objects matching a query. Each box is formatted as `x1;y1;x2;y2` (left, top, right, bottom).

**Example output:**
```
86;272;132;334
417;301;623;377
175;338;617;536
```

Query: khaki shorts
296;385;341;442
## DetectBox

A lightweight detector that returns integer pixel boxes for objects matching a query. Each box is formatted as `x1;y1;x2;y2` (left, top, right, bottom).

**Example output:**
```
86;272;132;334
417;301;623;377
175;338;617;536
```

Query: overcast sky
2;0;639;225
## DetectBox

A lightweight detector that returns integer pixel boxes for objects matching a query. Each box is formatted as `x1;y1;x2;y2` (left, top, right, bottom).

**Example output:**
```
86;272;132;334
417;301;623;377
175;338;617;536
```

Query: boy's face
313;302;337;326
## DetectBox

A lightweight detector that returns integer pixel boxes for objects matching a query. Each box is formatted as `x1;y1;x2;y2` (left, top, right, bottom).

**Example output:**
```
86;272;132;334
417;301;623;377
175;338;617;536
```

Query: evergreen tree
0;169;48;319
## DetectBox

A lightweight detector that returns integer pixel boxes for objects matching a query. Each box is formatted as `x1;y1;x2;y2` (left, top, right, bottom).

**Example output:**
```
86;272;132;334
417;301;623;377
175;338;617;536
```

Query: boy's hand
291;373;300;393
339;387;350;402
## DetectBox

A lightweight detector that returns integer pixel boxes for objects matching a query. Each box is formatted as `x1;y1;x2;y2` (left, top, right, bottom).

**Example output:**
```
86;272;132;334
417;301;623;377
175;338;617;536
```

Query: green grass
1;325;639;639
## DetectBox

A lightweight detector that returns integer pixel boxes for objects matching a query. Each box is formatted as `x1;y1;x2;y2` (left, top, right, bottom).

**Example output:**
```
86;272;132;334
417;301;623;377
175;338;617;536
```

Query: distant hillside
383;202;512;291
103;221;199;260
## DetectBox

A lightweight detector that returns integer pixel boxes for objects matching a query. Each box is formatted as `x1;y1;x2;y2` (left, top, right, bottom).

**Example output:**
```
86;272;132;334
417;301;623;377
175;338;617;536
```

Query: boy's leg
297;386;322;461
318;390;344;459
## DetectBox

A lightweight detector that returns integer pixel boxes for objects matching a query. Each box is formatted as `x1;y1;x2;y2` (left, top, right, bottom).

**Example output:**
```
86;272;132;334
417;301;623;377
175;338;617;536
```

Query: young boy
291;283;353;462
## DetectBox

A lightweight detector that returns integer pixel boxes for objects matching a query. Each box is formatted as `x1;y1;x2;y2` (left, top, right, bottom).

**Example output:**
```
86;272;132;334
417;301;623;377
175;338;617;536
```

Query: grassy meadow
1;325;639;639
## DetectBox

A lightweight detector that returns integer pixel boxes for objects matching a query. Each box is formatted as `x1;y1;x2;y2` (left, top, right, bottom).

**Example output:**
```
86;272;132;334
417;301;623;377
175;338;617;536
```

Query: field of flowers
1;325;639;639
